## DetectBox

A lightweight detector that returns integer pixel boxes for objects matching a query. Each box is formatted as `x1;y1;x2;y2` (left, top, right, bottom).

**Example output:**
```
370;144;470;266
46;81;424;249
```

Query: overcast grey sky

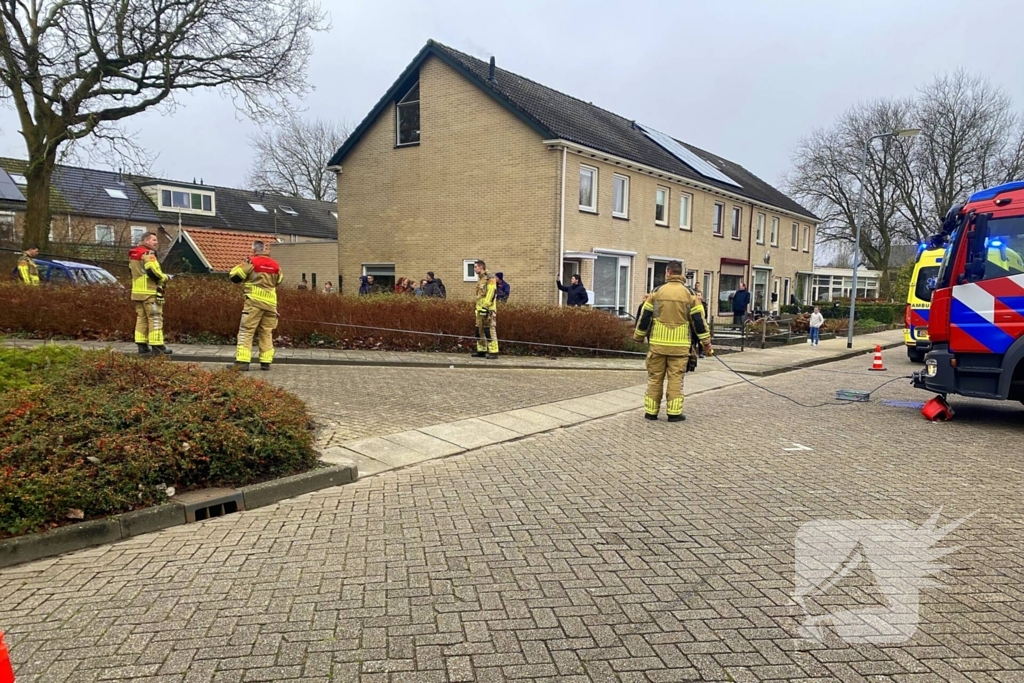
2;0;1022;191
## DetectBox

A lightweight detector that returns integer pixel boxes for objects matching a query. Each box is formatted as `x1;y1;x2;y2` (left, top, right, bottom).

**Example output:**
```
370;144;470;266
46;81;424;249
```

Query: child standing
809;307;824;346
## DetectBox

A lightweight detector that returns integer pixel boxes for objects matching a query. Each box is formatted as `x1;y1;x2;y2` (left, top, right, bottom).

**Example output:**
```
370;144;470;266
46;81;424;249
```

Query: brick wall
336;55;559;302
272;241;340;290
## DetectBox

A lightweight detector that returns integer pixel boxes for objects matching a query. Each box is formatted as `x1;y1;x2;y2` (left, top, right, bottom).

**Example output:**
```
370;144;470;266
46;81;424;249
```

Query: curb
0;463;358;570
733;341;906;377
160;353;644;372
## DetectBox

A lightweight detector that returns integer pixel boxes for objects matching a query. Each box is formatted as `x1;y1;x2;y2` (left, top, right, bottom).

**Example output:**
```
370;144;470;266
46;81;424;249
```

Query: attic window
249;202;268;213
9;173;26;185
280;205;298;216
396;81;420;146
105;188;128;199
330;211;338;219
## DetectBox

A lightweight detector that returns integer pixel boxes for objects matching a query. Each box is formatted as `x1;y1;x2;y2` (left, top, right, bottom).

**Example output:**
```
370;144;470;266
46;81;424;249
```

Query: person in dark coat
495;272;510;302
731;282;751;325
423;271;446;298
358;275;374;295
557;275;589;306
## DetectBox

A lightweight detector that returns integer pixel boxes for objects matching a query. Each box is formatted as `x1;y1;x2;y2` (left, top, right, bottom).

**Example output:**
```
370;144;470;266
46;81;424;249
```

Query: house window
712;202;724;236
159;188;214;214
104;188;128;199
579;165;597;212
686;270;696;287
756;213;766;244
0;212;14;241
9;173;26;186
783;277;792;305
95;224;114;245
594;254;631;316
803;225;811;252
280;205;298;216
679;193;692;230
791;222;799;250
703;271;713;304
463;259;478;282
731;206;742;239
396;81;420;146
770;217;779;246
130;226;147;244
655;186;669;226
612;174;629;218
717;274;740;314
249;202;268;213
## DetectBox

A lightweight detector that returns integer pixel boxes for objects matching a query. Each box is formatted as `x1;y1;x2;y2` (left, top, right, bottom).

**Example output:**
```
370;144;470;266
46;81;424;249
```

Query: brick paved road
241;365;647;444
3;353;1024;682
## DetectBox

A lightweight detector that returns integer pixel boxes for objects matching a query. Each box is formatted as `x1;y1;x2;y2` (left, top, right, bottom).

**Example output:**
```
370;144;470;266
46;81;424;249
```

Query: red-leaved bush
0;348;317;537
0;279;636;355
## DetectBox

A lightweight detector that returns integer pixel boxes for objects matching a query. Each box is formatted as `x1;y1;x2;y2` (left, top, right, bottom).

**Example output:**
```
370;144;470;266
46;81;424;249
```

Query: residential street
2;350;1023;682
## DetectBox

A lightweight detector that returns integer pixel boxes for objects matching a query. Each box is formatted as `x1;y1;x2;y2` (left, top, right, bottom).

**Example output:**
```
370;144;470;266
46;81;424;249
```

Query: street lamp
847;128;921;348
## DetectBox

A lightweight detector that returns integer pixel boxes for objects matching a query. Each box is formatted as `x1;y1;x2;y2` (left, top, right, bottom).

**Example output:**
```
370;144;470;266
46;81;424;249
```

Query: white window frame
679;193;692;231
655;186;669;226
791;222;799;250
130;226;147;244
463;259;477;282
612;174;629;219
104;188;128;200
712;202;724;236
579;164;598;213
730;206;742;240
156;186;215;216
770;216;779;247
94;224;114;245
756;213;766;245
396;81;420;146
783;277;792;306
249;202;268;213
803;225;811;252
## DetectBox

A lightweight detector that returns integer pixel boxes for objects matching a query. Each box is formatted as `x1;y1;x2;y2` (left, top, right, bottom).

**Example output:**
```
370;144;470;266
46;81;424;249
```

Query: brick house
328;40;818;318
0;159;336;270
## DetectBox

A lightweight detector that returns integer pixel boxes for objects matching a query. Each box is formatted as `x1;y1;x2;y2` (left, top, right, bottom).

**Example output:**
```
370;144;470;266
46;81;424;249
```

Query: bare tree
0;0;328;249
247;116;349;202
786;99;916;298
893;70;1024;239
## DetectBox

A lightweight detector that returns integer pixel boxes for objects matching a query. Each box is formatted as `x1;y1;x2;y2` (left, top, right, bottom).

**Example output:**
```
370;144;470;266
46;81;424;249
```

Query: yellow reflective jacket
230;255;283;313
17;252;39;285
475;271;497;313
634;275;710;356
129;246;168;301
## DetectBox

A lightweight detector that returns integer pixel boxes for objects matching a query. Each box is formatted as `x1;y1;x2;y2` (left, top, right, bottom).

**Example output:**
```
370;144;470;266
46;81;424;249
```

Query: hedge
0;279;634;356
781;302;905;324
0;348;317;537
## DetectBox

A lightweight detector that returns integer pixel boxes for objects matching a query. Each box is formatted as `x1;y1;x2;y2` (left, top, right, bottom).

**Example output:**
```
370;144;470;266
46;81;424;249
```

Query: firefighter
17;245;40;285
228;240;283;371
128;232;172;356
634;260;712;421
472;259;499;359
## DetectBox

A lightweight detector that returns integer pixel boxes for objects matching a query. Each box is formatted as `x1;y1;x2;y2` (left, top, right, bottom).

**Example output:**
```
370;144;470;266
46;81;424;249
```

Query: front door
561;260;580;305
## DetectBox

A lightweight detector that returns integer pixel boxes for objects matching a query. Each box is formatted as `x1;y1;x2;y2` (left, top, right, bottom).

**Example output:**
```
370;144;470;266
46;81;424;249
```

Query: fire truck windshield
982;216;1024;279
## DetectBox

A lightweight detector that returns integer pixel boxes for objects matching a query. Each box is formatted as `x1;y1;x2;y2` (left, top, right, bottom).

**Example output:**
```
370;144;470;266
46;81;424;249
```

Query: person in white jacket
809;307;825;346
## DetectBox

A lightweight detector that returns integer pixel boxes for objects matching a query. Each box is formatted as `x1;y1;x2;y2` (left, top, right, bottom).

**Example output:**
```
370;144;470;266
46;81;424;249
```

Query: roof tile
183;228;279;272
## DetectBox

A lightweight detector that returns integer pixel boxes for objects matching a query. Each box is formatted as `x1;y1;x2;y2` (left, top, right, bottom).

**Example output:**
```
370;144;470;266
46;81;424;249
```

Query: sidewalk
2;328;904;374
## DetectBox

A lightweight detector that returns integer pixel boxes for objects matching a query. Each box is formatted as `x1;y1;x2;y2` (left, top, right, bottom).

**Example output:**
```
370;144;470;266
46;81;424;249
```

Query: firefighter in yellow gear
128;233;172;355
633;260;712;421
471;259;499;358
228;240;283;371
17;246;40;285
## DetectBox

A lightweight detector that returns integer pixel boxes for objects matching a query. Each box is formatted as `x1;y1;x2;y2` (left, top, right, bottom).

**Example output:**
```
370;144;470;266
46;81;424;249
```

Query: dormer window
396;82;420;146
154;185;215;215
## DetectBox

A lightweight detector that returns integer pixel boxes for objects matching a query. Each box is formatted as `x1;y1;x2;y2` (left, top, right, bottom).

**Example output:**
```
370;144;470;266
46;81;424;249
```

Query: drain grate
175;488;245;523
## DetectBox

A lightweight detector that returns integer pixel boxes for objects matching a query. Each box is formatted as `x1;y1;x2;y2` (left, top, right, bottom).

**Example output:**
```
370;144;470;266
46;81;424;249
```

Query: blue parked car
28;258;120;286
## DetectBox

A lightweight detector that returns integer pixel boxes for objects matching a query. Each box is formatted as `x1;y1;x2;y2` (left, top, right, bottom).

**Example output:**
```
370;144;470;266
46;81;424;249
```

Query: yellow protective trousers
134;297;165;346
644;351;687;417
475;310;498;354
235;299;278;364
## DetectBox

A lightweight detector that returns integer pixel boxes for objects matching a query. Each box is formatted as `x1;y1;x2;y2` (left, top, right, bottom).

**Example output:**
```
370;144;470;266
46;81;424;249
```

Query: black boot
485;353;498;360
137;343;151;356
151;345;173;355
667;414;686;422
644;413;658;421
227;362;250;371
471;351;486;358
260;363;271;371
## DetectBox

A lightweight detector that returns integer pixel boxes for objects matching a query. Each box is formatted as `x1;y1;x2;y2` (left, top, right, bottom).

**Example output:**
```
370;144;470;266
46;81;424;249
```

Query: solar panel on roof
638;124;741;188
0;168;25;202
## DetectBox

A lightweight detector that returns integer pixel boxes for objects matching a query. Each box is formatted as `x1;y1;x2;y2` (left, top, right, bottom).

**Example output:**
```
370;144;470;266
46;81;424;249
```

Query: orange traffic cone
0;631;15;683
869;345;886;371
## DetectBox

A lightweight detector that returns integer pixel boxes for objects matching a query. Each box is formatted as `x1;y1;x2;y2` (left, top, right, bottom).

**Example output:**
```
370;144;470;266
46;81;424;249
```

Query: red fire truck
912;181;1024;406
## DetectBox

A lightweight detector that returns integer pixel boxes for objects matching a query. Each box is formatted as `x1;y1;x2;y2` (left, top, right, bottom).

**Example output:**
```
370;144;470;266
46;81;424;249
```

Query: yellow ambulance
904;246;944;362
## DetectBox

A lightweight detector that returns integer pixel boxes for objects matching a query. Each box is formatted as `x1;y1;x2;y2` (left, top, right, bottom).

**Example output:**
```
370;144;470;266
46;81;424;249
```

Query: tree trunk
21;149;57;250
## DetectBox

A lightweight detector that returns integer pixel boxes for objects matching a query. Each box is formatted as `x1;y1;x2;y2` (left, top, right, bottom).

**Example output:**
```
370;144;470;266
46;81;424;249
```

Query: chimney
488;56;496;83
